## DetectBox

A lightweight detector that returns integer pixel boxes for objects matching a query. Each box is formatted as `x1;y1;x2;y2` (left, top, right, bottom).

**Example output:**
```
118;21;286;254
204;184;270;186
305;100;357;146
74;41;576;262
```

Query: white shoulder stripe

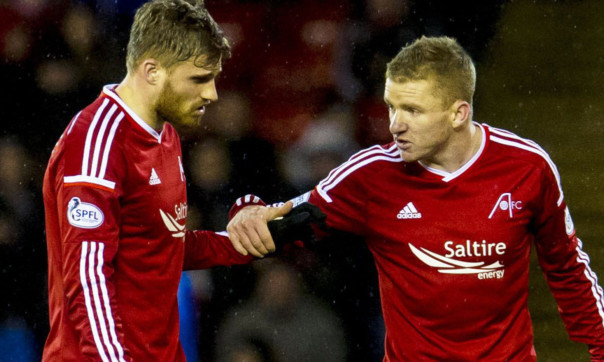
490;134;564;206
489;126;544;151
90;105;118;178
319;144;399;193
98;112;124;180
83;99;109;176
317;153;402;203
68;99;124;189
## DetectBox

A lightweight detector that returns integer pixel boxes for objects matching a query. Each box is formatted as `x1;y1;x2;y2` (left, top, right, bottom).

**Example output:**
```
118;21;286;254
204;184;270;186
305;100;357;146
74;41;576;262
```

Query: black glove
267;202;327;249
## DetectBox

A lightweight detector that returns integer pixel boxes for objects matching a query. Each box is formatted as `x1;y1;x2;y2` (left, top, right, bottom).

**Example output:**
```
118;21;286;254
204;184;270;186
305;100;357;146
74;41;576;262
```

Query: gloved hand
267;202;327;249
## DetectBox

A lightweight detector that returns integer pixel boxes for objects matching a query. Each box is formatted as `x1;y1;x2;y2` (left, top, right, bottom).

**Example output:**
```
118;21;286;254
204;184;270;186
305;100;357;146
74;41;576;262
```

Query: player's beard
155;80;202;130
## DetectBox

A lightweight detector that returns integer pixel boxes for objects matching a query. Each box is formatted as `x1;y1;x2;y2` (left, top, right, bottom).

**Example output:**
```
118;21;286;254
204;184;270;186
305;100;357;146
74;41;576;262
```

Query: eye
190;75;214;84
404;107;420;116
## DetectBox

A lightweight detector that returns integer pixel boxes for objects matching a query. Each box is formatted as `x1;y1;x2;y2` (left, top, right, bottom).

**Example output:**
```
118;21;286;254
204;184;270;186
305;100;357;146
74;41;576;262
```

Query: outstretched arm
227;201;293;257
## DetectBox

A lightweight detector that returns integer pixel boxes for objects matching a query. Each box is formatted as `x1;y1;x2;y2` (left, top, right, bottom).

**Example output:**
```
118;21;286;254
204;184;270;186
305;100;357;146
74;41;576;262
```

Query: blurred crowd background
1;0;603;361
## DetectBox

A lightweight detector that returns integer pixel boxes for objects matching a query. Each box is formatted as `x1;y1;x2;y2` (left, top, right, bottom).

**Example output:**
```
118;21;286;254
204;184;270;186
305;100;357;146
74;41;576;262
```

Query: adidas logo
149;168;161;185
397;202;422;219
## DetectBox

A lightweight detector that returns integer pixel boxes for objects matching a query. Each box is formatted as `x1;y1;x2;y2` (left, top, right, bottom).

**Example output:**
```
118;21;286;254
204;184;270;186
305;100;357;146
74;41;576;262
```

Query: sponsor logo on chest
409;240;506;280
159;202;187;239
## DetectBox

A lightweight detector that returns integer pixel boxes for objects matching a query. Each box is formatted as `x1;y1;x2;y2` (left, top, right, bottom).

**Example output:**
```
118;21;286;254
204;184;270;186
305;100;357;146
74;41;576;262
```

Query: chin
400;151;418;163
172;118;202;133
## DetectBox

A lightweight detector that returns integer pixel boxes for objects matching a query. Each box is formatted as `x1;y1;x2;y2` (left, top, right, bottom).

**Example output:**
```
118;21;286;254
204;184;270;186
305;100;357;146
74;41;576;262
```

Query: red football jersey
42;85;252;361
285;123;604;360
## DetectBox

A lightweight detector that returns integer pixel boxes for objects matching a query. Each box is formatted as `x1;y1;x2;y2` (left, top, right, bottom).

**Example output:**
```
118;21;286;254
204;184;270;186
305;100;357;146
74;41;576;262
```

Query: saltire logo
159;209;185;238
409;243;504;279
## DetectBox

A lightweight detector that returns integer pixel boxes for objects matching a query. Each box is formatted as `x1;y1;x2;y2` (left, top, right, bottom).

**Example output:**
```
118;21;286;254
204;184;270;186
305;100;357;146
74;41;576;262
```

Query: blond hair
386;36;476;107
126;0;230;72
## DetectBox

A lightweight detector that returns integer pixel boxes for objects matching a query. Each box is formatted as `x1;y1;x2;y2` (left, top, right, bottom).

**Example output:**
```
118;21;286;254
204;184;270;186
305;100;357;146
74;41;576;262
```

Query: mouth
395;137;410;149
195;105;206;115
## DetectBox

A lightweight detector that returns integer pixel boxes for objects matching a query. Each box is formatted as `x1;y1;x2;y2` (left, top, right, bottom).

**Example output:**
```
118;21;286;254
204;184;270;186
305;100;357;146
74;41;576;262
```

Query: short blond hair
126;0;230;72
386;36;476;107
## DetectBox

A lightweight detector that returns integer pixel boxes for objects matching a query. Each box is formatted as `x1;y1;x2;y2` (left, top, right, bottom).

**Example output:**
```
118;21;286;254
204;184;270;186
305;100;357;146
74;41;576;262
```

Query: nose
201;79;218;102
389;109;407;135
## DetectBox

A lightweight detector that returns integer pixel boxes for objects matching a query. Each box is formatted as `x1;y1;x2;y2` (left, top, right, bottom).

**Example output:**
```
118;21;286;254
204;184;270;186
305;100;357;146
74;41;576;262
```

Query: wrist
229;194;265;220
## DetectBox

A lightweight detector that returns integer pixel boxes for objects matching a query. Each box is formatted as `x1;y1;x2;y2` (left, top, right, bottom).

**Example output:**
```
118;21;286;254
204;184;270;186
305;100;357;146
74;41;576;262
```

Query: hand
227;201;293;257
267;202;327;248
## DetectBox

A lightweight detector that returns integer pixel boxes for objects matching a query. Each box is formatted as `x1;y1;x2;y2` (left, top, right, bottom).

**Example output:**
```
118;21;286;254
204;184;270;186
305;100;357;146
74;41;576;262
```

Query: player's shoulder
483;123;554;169
65;90;129;143
56;88;132;191
342;142;403;170
316;143;401;187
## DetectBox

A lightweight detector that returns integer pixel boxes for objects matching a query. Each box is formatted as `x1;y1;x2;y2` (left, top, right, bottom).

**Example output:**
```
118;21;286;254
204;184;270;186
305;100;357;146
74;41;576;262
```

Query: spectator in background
32;2;121;153
184;88;302;358
187;136;234;230
0;137;46;361
216;260;346;362
282;104;359;191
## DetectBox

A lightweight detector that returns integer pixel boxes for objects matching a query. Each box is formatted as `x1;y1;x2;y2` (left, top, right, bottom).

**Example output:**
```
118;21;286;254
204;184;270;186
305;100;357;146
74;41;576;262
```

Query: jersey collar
102;84;163;143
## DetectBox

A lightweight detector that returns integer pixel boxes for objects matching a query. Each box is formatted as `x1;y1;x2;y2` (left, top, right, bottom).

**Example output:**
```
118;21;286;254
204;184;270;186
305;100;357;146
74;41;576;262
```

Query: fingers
234;226;269;258
226;205;276;258
255;221;276;254
226;229;249;256
267;201;294;220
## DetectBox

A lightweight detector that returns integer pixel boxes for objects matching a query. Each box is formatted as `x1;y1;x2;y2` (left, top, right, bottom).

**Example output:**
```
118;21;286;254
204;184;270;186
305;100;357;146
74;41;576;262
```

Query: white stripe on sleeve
576;239;604;326
89;242;119;361
80;242;110;362
96;243;126;361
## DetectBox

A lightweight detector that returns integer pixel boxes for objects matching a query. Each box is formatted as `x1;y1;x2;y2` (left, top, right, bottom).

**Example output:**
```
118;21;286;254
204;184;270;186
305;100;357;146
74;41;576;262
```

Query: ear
140;58;163;85
450;100;472;129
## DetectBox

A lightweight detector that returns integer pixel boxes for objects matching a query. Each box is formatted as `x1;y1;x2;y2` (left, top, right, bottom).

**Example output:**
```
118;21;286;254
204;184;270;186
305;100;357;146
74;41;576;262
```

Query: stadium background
0;0;603;360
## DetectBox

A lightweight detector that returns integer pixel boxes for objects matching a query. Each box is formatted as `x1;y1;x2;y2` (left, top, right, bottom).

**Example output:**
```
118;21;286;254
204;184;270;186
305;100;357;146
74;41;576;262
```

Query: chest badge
488;193;523;219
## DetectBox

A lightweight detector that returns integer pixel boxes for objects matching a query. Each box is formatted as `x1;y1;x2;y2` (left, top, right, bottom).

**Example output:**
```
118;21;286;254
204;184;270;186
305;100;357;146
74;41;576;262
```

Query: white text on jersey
409;241;505;280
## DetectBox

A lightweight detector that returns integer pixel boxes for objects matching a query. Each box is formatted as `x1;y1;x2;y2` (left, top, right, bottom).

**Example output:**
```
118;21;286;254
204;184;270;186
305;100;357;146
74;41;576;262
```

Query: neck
422;123;482;173
115;75;163;131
